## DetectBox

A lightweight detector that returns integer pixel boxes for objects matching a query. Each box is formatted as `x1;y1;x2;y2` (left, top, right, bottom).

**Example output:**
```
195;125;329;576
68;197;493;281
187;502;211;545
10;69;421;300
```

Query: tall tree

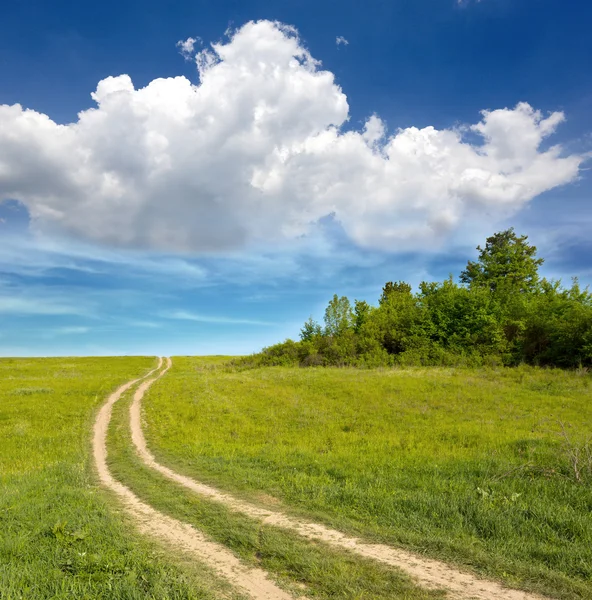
379;281;412;305
324;294;354;337
460;228;544;294
353;299;371;333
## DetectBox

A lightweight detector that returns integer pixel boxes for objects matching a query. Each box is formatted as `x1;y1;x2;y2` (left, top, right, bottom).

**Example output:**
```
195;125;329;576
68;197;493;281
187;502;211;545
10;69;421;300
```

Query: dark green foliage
241;230;592;369
300;315;322;341
417;278;506;358
353;299;371;333
460;228;544;294
516;279;592;367
379;280;412;305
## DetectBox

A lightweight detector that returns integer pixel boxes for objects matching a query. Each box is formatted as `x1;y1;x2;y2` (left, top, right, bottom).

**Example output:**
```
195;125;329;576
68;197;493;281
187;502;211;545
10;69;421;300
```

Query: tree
300;316;322;342
380;281;412;305
324;294;354;337
353;299;371;334
460;228;543;294
242;228;591;369
418;277;505;355
367;284;428;356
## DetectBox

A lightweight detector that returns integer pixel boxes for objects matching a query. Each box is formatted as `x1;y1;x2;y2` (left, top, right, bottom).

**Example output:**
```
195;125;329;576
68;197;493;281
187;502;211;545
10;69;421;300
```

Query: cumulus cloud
0;20;584;253
336;36;349;46
176;36;199;60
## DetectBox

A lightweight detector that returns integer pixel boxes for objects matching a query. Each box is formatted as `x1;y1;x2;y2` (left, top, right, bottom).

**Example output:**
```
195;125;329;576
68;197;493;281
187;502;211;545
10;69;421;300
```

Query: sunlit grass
107;381;444;600
142;358;592;599
0;357;222;599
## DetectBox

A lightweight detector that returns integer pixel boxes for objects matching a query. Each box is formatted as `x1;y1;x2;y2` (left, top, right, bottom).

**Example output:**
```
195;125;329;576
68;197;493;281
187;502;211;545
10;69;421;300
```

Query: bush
242;231;592;370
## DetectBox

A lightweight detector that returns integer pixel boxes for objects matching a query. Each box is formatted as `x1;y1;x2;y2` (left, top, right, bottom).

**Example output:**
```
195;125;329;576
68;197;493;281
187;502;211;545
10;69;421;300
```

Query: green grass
142;358;592;600
106;382;445;600
0;357;224;599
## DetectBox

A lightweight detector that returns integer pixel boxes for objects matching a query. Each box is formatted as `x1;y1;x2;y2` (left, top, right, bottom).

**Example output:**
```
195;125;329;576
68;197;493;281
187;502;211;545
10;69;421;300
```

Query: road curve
131;357;548;600
93;357;302;600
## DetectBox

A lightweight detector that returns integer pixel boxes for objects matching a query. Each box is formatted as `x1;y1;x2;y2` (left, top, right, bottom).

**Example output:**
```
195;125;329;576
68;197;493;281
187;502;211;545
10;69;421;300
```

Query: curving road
129;357;548;600
93;357;301;600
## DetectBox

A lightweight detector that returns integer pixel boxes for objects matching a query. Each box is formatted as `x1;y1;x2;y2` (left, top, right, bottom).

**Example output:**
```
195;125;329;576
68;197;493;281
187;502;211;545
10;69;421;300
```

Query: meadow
142;358;592;600
106;371;444;600
0;357;223;599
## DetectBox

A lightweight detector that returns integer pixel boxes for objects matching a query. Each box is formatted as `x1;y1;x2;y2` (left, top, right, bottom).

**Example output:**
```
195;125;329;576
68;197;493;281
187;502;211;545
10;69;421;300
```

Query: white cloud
362;114;386;146
336;36;349;46
0;233;207;281
176;36;199;60
54;326;90;334
0;296;87;316
0;20;584;254
165;310;274;326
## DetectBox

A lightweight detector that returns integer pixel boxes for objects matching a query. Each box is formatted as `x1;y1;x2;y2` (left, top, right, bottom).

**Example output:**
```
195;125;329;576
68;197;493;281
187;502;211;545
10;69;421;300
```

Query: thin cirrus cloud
53;326;90;335
0;20;584;256
0;296;89;316
0;232;207;281
165;310;275;326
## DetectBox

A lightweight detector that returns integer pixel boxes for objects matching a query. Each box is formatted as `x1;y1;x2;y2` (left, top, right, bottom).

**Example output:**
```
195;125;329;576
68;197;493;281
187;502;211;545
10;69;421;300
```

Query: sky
0;0;591;357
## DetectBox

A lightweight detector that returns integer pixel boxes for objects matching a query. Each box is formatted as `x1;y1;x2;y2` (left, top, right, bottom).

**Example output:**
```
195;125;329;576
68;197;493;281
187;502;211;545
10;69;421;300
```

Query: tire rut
93;357;303;600
130;357;549;600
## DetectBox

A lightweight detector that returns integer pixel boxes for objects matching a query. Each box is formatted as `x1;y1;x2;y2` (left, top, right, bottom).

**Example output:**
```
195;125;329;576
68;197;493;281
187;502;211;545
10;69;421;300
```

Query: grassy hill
141;357;592;599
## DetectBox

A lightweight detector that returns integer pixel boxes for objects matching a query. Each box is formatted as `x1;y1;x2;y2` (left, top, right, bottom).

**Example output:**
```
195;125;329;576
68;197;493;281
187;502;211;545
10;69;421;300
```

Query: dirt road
93;358;304;600
129;357;548;600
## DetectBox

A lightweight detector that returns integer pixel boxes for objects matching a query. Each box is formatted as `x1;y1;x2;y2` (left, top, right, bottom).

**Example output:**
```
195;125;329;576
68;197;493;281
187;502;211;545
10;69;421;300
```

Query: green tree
353;300;371;334
324;294;354;337
300;316;322;342
379;281;412;305
365;286;428;356
418;277;505;356
518;278;592;367
460;228;544;294
242;228;591;369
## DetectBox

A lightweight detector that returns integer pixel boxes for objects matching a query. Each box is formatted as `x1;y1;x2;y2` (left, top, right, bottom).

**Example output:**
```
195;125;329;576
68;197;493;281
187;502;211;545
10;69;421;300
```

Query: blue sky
0;0;591;356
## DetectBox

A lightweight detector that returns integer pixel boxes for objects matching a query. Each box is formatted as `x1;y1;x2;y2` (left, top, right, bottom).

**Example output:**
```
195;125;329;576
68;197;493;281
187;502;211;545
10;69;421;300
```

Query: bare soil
93;358;302;600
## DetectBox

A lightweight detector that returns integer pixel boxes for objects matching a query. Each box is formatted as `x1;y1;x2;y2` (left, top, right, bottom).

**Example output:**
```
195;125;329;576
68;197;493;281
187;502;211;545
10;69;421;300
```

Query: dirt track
129;357;548;600
93;358;303;600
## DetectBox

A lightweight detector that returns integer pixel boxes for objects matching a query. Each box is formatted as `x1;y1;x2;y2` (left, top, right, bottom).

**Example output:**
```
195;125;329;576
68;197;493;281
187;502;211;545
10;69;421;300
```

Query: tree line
242;229;592;368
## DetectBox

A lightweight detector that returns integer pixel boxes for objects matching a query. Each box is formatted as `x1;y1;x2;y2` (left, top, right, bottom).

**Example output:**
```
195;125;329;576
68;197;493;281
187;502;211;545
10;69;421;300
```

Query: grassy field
0;357;224;600
142;358;592;599
107;378;444;600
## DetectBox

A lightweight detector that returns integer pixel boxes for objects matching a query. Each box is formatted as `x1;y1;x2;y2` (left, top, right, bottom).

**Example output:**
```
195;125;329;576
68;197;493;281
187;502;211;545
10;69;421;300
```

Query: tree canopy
460;228;544;293
241;230;592;369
